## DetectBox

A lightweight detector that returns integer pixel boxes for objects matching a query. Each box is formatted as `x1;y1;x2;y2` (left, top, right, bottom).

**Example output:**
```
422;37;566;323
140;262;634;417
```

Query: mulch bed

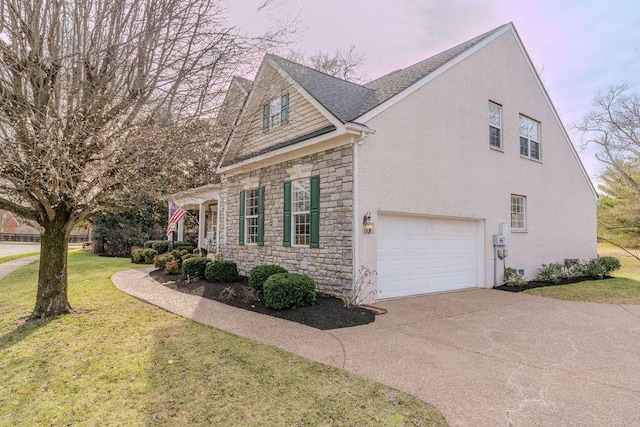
149;270;375;330
494;276;612;292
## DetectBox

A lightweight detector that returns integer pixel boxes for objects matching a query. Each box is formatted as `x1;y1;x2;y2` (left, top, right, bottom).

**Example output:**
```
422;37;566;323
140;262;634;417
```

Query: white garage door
377;215;482;299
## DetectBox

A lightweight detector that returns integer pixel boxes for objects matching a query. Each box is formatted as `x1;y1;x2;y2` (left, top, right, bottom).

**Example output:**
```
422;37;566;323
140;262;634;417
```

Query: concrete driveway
113;271;640;426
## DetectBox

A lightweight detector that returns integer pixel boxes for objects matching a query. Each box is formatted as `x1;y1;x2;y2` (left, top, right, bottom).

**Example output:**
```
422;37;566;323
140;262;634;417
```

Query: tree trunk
31;213;72;320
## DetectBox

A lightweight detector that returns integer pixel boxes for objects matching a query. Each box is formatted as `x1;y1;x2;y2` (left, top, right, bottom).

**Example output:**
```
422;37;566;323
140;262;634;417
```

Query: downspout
352;131;367;299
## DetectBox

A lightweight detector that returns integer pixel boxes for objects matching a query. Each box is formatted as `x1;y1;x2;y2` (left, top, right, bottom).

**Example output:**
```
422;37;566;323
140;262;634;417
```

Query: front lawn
524;243;640;304
0;251;446;426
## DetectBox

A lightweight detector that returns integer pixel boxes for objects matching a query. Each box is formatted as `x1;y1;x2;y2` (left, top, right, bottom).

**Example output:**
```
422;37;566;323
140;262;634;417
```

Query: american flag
167;202;186;237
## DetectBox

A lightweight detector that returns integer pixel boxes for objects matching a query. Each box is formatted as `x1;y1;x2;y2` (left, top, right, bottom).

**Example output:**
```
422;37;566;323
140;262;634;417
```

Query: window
519;116;540;160
511;195;526;231
489;101;502;148
245;188;259;244
262;93;289;131
283;175;319;248
239;187;264;246
292;179;310;246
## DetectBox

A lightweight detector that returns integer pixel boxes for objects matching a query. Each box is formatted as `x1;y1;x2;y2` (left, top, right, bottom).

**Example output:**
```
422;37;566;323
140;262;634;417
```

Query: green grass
0;252;40;264
524;243;640;304
0;252;446;426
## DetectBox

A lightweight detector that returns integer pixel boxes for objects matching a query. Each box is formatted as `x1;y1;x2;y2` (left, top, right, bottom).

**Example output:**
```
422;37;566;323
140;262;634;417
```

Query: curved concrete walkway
113;269;640;427
0;255;40;280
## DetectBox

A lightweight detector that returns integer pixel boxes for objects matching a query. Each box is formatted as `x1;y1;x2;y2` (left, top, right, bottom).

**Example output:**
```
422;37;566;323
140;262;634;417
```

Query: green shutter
310;175;320;248
262;103;270;131
283;181;291;247
257;186;265;246
281;93;289;124
239;190;245;245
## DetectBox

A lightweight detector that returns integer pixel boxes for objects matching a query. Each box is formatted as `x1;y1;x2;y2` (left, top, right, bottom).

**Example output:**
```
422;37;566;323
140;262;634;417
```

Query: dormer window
262;93;289;131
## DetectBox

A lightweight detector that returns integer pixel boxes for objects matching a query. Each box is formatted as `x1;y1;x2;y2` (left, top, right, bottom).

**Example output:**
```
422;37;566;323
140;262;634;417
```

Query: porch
169;184;220;254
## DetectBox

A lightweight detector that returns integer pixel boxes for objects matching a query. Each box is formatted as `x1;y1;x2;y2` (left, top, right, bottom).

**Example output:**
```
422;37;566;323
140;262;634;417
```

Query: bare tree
578;84;640;199
0;0;290;319
286;46;367;82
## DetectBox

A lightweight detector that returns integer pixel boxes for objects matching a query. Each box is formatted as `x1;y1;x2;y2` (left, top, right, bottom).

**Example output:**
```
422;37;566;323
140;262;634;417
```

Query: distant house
171;23;596;302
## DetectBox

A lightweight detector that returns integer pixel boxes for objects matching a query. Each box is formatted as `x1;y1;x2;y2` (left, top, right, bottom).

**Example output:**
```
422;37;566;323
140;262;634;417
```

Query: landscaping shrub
174;241;194;253
249;264;288;292
131;248;145;264
536;263;564;284
142;248;158;264
586;259;607;279
197;247;208;257
598;256;621;274
164;259;181;275
563;259;588;278
181;256;211;279
144;240;170;254
263;273;317;310
503;267;527;287
154;253;175;270
205;260;240;283
181;253;197;262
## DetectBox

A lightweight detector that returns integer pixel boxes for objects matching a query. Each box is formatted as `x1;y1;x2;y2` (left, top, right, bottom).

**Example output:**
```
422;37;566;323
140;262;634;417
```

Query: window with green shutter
242;187;264;245
239;190;245;245
262;103;270;131
284;176;319;248
257;186;265;246
281;93;289;124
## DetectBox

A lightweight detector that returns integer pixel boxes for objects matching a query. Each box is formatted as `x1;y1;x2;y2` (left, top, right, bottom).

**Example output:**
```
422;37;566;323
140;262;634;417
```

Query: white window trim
510;194;527;232
270;97;281;126
489;101;502;150
291;178;311;247
519;115;541;161
245;188;259;245
286;164;313;181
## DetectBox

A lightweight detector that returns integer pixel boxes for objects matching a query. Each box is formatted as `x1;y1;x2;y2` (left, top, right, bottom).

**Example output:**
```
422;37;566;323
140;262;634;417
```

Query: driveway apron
113;270;640;427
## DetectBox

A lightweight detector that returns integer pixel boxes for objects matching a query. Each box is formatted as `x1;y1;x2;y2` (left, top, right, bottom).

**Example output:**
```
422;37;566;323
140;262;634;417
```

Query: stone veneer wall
220;144;353;294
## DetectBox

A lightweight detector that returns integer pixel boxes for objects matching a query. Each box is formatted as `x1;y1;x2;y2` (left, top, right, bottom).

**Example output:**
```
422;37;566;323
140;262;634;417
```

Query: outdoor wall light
363;212;374;234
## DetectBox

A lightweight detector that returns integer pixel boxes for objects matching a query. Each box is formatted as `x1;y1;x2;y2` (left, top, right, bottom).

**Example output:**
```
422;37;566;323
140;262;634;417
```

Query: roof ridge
267;53;370;90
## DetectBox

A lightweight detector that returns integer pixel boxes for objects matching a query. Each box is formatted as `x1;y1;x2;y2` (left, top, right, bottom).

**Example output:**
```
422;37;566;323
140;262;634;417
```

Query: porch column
216;199;221;253
198;203;206;249
177;218;184;241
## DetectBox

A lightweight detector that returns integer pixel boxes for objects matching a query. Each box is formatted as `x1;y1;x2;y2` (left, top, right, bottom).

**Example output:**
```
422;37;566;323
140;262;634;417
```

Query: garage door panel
377;215;481;299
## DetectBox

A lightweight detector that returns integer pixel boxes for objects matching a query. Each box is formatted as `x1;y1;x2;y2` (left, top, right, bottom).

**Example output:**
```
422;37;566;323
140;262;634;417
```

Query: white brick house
176;23;597;303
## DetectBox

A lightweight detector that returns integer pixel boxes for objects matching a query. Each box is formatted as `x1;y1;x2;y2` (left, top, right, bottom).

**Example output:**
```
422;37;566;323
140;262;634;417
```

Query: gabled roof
266;23;510;124
268;55;374;123
233;76;253;94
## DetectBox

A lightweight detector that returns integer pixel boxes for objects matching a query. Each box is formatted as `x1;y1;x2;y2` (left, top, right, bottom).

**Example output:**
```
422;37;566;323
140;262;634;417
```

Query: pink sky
228;0;640;184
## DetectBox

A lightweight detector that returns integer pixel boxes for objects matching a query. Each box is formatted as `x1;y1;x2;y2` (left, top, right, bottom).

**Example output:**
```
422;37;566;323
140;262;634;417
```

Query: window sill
490;145;504;153
510;229;528;233
520;155;542;164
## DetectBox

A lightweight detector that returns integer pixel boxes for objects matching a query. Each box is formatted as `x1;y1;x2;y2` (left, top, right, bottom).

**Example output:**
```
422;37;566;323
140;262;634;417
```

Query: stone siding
220;144;353;294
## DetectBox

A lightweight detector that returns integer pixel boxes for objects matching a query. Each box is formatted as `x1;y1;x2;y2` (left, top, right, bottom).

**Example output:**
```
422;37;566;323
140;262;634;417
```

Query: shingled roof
267;23;510;124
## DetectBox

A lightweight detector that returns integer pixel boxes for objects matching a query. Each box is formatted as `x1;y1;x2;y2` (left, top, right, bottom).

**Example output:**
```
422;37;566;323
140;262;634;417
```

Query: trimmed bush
164;259;181;275
598;256;621;274
248;264;288;292
181;253;197;261
131;248;145;264
586;259;607;279
197;247;208;257
263;273;317;310
174;241;194;253
144;240;170;254
536;263;563;284
142;248;158;264
154;253;175;270
205;260;240;283
181;256;211;279
503;267;527;287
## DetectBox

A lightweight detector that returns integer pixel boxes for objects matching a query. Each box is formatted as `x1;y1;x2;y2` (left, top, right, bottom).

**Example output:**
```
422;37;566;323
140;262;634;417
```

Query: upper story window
489;101;502;149
510;194;527;231
519;116;540;160
262;93;289;131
